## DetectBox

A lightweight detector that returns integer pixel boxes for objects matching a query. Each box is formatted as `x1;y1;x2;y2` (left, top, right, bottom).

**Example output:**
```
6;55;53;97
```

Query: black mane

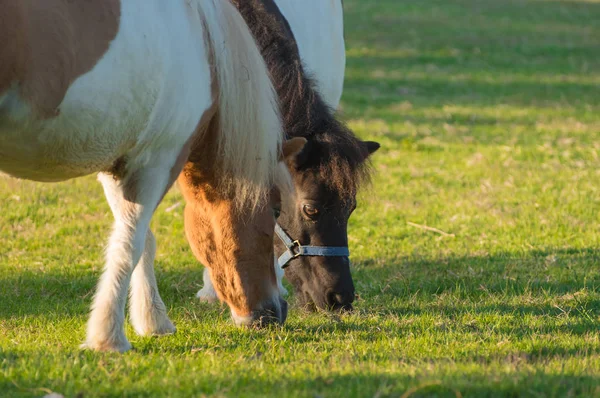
232;0;372;197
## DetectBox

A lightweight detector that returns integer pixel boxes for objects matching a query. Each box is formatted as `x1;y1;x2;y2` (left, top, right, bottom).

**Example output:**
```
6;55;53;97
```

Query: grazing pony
197;0;380;311
0;0;297;352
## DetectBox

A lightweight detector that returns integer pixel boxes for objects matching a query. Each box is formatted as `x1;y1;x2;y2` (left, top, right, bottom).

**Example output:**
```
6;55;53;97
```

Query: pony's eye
303;204;320;219
273;208;281;219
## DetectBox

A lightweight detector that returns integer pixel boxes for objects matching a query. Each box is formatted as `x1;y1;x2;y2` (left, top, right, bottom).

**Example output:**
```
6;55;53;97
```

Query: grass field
2;0;600;396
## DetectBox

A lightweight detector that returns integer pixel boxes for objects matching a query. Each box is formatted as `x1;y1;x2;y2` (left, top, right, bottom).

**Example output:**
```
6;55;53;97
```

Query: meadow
1;0;599;396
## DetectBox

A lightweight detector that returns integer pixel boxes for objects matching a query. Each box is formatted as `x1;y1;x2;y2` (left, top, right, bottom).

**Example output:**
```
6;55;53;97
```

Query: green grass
2;0;600;396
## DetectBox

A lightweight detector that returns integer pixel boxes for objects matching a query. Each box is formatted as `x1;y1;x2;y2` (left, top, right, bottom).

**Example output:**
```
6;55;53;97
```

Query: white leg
129;230;176;336
196;268;219;303
83;165;172;352
274;257;288;296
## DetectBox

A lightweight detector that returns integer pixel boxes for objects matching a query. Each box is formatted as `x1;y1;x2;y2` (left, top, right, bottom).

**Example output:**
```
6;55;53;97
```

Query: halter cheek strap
275;224;350;269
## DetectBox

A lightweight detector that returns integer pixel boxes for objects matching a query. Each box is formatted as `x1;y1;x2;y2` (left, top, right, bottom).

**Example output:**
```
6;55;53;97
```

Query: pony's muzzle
231;296;288;328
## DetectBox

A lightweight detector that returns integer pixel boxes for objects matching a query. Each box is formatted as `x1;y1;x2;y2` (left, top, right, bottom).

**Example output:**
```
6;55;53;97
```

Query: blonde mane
196;0;283;210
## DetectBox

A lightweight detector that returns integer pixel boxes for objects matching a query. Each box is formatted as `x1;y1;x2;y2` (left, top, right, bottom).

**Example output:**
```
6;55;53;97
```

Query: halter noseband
275;224;350;269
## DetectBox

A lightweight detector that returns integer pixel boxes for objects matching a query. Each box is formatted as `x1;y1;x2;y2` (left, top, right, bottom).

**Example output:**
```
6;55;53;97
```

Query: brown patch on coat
179;136;305;317
0;0;120;118
177;98;275;317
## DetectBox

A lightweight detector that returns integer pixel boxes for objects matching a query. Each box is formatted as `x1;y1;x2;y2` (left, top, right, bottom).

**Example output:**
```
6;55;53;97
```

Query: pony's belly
0;131;121;183
0;88;138;182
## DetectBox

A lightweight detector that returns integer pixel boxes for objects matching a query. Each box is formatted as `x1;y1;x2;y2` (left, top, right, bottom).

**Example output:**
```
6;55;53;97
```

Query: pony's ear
281;137;307;161
360;140;380;160
293;139;318;169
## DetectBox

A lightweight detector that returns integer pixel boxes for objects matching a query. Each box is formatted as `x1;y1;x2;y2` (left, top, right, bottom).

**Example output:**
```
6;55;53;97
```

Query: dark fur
231;0;373;199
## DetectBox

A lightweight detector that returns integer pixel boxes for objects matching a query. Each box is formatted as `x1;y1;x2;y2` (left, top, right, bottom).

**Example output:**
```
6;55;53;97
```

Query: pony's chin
231;311;254;327
296;290;353;313
296;291;319;312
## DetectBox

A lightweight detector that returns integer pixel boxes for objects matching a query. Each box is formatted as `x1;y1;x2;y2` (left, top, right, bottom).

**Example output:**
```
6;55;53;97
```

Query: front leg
83;163;173;352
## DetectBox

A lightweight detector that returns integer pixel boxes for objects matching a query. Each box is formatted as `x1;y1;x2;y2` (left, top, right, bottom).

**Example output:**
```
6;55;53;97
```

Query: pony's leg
196;268;218;303
96;177;174;336
129;230;176;336
83;166;172;352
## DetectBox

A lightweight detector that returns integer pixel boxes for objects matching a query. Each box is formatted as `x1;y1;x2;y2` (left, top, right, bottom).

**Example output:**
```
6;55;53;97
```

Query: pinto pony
197;0;380;311
0;0;298;352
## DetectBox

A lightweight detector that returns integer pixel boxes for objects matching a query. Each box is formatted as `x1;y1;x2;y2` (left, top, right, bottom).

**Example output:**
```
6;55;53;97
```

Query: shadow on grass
1;369;597;398
343;0;600;55
341;0;600;126
2;249;598;344
0;265;206;320
344;69;600;108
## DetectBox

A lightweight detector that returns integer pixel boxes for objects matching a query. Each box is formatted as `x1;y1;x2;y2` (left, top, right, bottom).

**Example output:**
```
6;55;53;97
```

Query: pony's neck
178;107;226;203
232;0;337;141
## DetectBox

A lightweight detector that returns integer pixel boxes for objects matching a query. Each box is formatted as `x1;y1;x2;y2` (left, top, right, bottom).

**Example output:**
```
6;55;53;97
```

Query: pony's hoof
196;288;218;303
155;318;177;335
135;318;177;336
80;338;132;353
131;309;177;336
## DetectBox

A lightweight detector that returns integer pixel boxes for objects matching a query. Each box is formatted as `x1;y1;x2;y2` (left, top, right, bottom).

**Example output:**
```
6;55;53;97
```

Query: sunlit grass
1;0;600;396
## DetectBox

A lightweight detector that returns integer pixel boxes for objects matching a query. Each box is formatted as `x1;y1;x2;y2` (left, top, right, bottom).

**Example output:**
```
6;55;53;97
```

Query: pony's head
179;138;306;326
278;126;379;312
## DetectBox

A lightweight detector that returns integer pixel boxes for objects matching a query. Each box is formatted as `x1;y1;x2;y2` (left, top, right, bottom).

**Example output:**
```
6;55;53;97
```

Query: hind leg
129;230;176;336
196;268;219;303
83;161;174;352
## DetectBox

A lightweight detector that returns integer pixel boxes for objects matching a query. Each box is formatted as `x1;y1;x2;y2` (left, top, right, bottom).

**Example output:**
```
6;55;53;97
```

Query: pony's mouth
297;290;353;313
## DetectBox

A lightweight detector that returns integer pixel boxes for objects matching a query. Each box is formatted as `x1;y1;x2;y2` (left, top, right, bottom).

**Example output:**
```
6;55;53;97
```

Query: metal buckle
289;240;302;258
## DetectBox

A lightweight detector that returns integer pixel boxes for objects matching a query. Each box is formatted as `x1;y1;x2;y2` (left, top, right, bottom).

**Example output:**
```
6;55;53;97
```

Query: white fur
196;267;219;303
129;231;176;336
273;0;346;109
1;0;284;352
0;1;211;181
85;169;175;352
